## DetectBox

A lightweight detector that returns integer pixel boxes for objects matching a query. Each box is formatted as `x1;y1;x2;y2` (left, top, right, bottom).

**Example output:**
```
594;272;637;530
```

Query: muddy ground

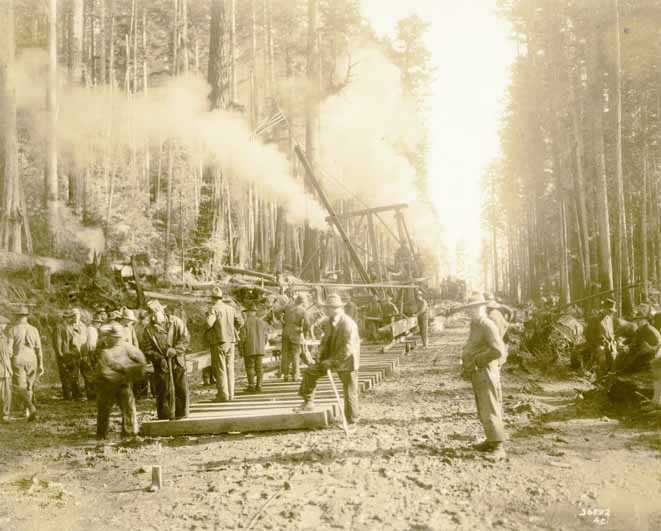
1;319;660;531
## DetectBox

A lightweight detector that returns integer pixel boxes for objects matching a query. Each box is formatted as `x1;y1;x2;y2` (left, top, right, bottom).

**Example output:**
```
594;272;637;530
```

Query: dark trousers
96;381;138;440
418;314;429;347
281;338;302;380
58;355;83;400
153;362;189;420
244;355;264;389
0;377;11;418
299;365;359;423
80;359;97;400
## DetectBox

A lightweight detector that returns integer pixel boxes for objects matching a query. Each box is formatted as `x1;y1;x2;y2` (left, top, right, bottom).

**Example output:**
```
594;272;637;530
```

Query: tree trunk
0;0;23;252
589;12;614;293
230;0;237;103
642;149;649;301
46;0;59;250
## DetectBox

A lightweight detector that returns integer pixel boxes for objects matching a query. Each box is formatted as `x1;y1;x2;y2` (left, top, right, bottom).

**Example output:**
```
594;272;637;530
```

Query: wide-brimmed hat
92;312;106;324
323;294;345;308
245;302;257;312
464;291;488;308
106;323;126;338
121;308;137;322
63;307;80;318
147;299;166;314
294;294;306;304
107;309;122;320
210;287;224;299
14;305;30;316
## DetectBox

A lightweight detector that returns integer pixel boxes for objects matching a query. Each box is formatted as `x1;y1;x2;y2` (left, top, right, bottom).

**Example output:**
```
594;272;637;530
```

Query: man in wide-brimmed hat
56;307;88;400
0;315;12;421
9;305;43;420
204;288;244;402
461;291;508;460
140;299;190;419
240;303;270;393
295;293;361;425
279;293;313;382
484;293;513;340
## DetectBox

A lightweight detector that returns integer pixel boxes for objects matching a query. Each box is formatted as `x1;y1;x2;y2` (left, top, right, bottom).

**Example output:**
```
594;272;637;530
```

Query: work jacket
462;315;508;371
96;341;149;385
140;315;190;372
282;304;311;345
11;322;42;360
205;301;244;345
242;315;269;356
318;313;360;372
57;321;87;360
487;308;508;339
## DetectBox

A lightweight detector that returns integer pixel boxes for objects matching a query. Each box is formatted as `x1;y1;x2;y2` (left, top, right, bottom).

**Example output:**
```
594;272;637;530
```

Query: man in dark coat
241;303;269;393
96;323;150;440
140;299;190;419
364;295;383;342
55;308;87;400
205;288;244;402
279;294;312;382
296;294;361;424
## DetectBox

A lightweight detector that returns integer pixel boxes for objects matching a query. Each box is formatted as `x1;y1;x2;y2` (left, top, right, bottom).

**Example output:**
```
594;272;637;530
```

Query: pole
294;145;376;295
326;369;349;437
167;357;176;420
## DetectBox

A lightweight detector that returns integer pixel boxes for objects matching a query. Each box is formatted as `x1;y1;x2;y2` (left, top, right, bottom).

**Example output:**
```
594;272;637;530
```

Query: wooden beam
325;203;408;221
140;409;329;436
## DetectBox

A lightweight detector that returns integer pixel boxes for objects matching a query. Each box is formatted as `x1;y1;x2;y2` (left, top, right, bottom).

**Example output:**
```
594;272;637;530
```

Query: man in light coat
0;315;12;422
10;306;43;421
205;288;244;402
296;294;360;425
461;292;508;460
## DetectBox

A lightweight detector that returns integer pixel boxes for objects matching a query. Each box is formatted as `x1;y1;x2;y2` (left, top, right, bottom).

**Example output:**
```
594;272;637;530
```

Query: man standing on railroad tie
461;291;508;460
415;290;430;347
280;294;312;382
205;288;244;402
295;293;360;426
140;299;190;420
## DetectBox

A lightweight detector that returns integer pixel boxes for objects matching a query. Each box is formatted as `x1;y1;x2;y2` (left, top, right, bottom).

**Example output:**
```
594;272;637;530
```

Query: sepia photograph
0;0;659;529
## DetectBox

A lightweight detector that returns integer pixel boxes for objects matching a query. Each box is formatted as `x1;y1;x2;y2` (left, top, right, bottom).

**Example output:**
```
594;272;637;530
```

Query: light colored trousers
471;362;506;442
211;343;235;401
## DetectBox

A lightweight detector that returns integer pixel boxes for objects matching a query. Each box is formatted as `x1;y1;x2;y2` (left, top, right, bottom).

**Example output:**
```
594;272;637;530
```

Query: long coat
318;313;360;372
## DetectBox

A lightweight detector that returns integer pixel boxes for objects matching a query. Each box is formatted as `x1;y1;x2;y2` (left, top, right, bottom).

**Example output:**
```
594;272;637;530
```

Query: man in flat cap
10;306;43;421
461;292;508;460
296;293;361;425
0;315;12;421
140;299;190;419
205;288;244;402
280;293;313;382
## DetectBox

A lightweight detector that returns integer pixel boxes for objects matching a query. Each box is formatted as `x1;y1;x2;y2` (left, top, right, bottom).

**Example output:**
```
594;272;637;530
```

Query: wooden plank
141;409;329;437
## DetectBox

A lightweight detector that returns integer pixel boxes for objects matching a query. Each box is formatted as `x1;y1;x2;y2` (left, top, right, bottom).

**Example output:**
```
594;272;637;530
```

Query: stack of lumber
140;344;406;437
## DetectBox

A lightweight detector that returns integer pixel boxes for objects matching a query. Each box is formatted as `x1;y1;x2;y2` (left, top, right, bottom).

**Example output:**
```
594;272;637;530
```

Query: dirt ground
1;319;660;531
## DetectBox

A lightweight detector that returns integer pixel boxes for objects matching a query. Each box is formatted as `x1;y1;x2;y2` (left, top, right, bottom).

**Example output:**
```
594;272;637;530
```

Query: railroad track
140;343;408;437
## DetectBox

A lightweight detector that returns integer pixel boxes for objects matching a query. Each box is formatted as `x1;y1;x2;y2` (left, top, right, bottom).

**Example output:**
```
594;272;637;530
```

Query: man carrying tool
0;315;12;422
205;288;244;402
415;291;430;347
461;292;508;460
10;305;43;421
241;303;269;393
280;294;312;382
295;294;360;426
140;299;190;419
96;323;150;440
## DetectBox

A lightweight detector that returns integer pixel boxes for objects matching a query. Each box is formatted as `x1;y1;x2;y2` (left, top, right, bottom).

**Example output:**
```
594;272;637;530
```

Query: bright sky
362;0;516;284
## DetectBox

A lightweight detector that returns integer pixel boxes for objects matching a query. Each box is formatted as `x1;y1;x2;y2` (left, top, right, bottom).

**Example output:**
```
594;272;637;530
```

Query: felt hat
122;308;137;322
107;309;122;320
323;294;345;308
464;291;488;308
146;299;166;314
106;323;126;338
245;302;257;312
210;287;224;299
294;294;306;304
15;305;30;316
92;312;105;324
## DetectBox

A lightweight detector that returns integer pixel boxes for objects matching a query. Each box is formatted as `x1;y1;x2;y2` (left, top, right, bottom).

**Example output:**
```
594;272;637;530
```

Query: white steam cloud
15;49;327;230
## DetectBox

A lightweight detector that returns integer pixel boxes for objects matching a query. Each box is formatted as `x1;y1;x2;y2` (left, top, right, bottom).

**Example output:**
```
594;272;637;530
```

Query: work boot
294;400;315;413
483;442;507;461
283;375;289;382
472;440;497;452
245;385;255;393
